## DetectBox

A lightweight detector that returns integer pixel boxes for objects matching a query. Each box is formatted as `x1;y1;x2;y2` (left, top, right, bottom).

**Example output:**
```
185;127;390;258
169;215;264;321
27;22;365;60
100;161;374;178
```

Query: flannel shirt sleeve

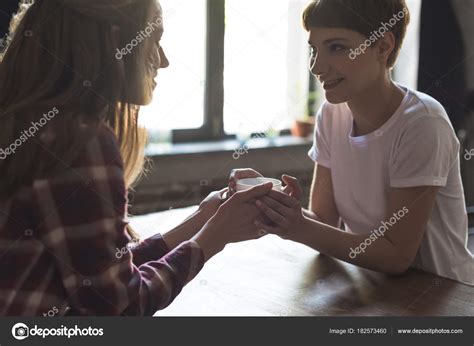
131;233;172;267
31;125;204;316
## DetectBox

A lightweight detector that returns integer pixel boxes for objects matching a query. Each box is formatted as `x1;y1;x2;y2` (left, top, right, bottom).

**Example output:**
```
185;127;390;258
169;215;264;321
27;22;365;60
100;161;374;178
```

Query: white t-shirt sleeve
389;116;459;188
308;103;331;168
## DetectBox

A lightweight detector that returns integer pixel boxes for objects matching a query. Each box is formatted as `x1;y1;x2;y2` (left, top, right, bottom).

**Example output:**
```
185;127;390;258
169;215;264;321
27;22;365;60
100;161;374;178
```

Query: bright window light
224;0;310;137
139;0;206;131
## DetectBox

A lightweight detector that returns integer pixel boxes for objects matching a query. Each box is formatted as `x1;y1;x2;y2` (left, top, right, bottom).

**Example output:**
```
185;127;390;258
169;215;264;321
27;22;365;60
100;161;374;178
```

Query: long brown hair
0;0;159;237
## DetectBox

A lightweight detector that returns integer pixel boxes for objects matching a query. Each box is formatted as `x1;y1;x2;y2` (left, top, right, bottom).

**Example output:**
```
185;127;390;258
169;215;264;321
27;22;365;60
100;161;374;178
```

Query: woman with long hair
0;0;273;315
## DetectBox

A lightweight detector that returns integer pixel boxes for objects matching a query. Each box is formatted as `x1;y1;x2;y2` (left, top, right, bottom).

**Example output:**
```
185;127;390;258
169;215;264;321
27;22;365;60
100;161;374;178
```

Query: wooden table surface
130;207;474;317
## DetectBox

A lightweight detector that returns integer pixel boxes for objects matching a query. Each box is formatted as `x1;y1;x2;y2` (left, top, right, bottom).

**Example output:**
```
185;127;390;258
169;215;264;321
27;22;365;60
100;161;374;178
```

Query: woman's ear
375;31;395;66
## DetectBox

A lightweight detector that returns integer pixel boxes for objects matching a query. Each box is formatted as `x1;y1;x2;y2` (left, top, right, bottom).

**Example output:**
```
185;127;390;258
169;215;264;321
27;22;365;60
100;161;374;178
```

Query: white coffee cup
236;177;282;192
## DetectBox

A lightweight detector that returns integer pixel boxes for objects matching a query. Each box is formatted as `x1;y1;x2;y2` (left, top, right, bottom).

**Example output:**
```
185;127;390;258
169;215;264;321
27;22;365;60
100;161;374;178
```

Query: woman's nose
159;47;169;68
310;53;328;77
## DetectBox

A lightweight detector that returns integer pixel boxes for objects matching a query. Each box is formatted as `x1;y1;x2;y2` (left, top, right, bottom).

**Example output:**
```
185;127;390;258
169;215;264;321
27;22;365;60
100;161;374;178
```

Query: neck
347;75;405;137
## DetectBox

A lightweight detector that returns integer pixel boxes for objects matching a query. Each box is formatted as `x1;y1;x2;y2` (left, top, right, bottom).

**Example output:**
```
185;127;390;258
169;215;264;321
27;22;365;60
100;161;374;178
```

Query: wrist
193;208;212;227
192;221;226;262
292;215;312;243
162;209;210;250
198;203;220;222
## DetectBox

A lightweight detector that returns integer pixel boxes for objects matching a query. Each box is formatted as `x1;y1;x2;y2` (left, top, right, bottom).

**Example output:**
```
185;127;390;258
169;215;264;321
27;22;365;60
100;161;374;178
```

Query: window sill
145;135;313;157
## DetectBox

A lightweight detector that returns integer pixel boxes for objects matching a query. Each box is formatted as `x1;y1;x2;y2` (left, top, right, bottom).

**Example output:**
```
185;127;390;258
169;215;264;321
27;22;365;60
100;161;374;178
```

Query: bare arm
159;189;227;250
162;208;210;250
256;185;439;274
304;163;341;228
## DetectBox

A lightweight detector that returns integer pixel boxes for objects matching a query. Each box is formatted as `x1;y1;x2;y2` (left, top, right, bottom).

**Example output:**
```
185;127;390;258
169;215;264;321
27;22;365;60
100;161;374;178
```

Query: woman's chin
325;92;347;105
141;89;155;106
142;95;154;106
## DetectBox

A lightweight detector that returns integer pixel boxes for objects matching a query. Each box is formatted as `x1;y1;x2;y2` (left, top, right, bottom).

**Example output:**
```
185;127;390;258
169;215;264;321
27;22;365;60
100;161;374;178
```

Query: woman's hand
281;175;303;201
199;188;227;219
193;182;273;260
228;168;263;196
162;188;227;250
229;169;303;200
254;190;306;240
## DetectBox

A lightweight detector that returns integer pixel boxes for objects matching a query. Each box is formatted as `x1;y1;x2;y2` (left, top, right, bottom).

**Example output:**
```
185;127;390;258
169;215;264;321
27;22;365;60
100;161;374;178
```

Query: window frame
172;0;312;143
173;0;230;143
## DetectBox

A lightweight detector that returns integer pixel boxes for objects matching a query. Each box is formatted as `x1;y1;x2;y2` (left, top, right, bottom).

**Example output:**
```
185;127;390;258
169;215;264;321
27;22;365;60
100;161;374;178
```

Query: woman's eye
330;44;346;52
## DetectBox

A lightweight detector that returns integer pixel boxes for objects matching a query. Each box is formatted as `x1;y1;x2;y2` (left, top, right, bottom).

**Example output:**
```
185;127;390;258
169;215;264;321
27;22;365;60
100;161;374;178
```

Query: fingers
255;199;289;228
234;182;273;201
259;196;290;217
218;187;228;196
282;185;292;196
207;187;228;202
254;219;282;235
229;169;263;194
229;180;237;195
282;175;297;189
256;214;274;226
267;190;300;208
282;175;303;199
219;188;230;201
230;168;263;181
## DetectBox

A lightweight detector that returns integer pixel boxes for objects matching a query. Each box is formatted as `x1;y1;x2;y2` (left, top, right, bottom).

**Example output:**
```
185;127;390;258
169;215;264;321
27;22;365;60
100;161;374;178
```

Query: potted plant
291;87;318;138
291;116;315;138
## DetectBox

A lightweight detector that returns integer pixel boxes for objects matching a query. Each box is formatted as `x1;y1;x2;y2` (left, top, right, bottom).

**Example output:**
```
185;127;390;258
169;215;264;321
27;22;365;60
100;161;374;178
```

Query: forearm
191;224;225;262
131;209;209;266
293;217;409;274
302;208;340;228
162;208;210;250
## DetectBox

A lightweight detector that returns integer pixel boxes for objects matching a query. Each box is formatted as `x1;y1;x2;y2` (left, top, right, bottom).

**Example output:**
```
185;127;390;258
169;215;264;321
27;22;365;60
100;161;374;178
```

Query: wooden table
130;207;474;316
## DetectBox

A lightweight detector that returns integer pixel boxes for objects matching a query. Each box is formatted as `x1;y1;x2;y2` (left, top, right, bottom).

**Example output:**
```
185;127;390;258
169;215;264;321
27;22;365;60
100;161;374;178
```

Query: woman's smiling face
308;27;389;104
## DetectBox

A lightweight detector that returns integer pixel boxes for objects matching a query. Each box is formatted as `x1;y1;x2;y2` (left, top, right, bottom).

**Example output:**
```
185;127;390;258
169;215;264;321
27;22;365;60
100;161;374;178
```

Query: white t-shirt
308;84;474;286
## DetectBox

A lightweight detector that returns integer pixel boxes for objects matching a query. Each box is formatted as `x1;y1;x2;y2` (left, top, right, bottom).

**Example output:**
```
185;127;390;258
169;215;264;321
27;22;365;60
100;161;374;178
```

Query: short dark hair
302;0;410;68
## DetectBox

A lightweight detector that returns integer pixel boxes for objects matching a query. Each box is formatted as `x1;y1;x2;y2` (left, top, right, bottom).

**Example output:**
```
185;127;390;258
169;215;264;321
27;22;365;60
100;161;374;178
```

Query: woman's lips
323;78;344;90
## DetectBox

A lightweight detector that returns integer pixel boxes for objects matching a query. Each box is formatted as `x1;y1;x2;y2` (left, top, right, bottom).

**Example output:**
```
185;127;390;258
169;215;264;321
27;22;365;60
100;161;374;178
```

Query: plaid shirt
0;124;204;316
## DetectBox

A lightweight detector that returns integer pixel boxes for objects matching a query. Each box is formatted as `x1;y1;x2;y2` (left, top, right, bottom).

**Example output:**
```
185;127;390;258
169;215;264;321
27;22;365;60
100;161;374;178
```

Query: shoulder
315;100;348;128
398;88;458;145
317;100;347;117
390;88;460;167
32;121;127;206
34;120;125;184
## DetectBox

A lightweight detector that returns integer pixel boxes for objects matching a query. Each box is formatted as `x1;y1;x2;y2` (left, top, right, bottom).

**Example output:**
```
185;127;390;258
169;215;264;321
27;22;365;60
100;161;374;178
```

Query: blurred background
1;0;473;233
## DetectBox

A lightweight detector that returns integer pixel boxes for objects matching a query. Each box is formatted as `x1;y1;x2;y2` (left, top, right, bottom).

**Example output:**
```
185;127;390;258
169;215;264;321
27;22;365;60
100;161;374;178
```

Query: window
224;0;310;138
393;0;421;89
141;0;320;143
139;0;207;131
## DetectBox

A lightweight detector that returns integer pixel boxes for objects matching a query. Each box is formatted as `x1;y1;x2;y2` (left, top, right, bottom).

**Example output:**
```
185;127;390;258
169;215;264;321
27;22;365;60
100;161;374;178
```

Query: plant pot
291;118;315;138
